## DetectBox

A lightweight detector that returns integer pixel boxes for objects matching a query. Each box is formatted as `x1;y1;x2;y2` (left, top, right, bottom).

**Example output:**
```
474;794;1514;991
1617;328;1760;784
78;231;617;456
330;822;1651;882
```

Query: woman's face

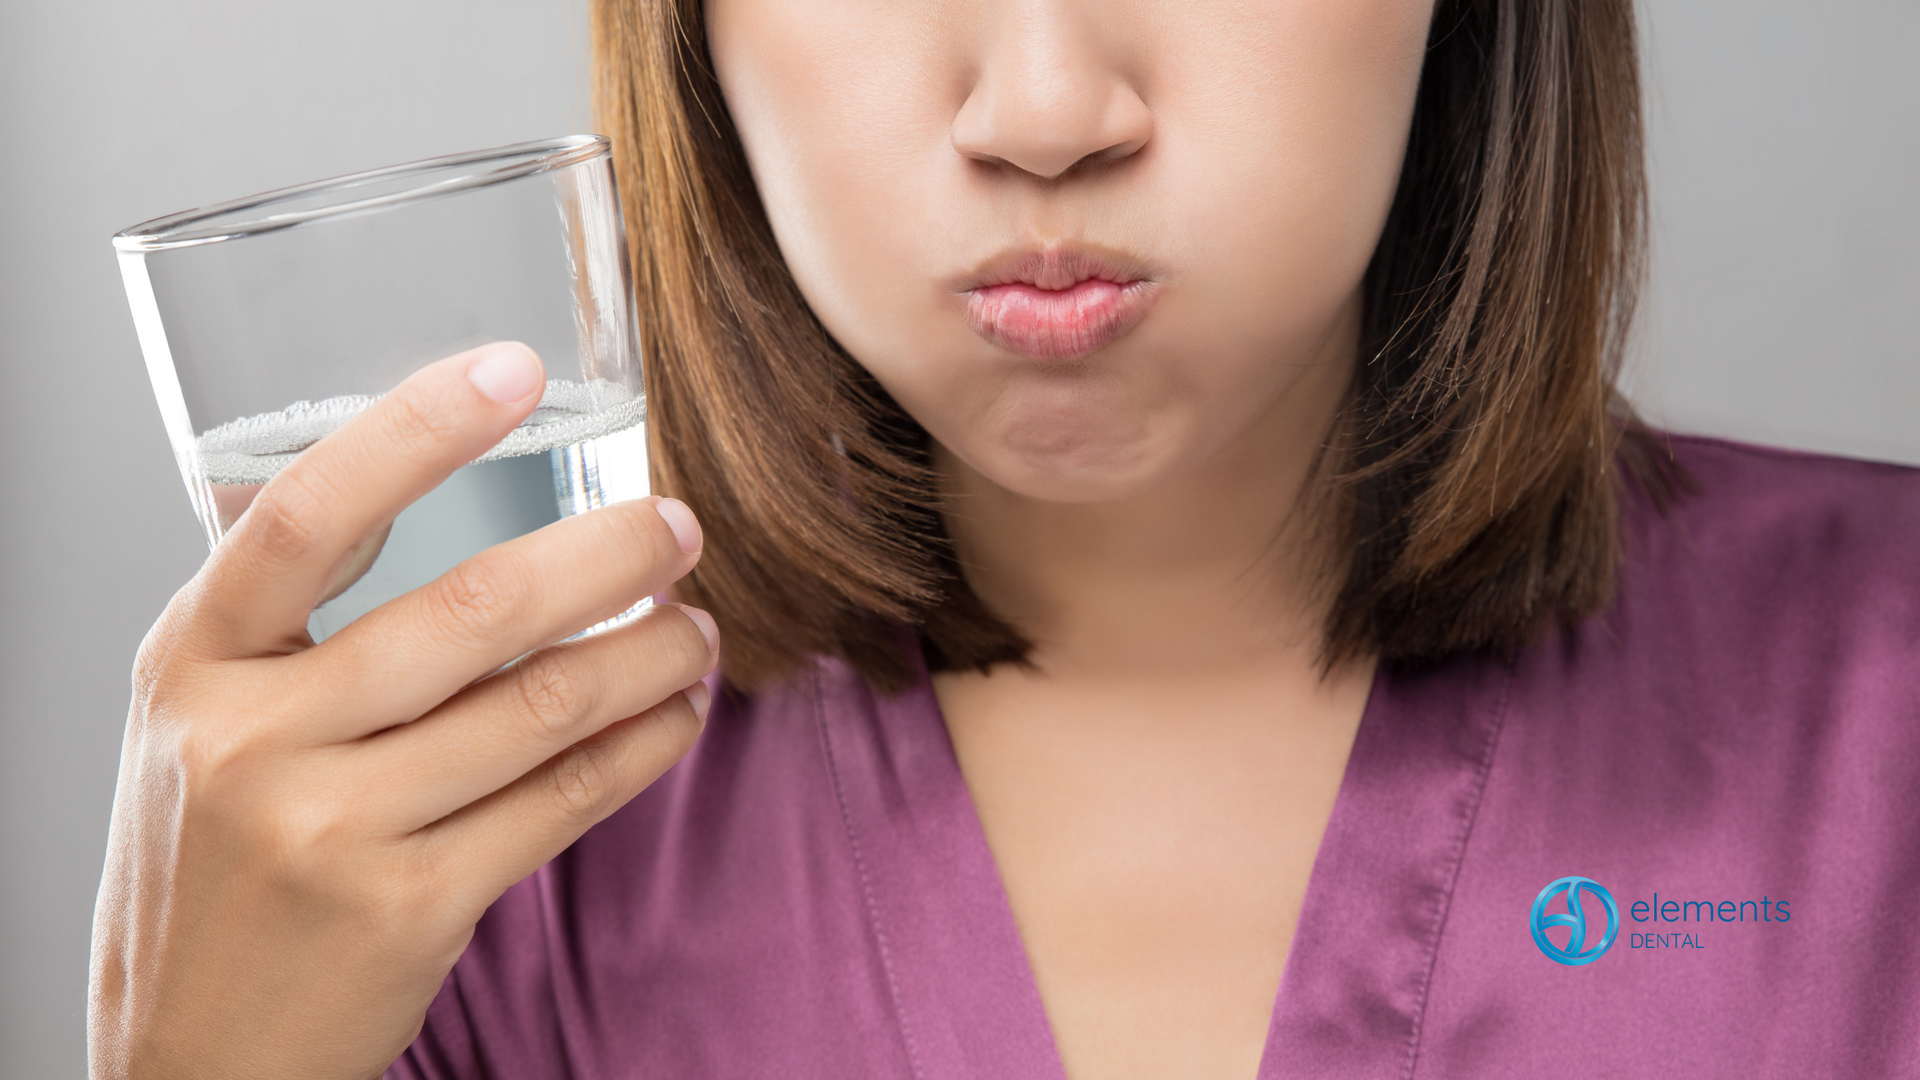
707;0;1435;504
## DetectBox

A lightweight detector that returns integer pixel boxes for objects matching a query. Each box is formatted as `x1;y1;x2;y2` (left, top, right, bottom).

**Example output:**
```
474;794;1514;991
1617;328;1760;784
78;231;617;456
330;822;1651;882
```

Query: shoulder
1476;431;1920;877
1634;431;1920;557
1488;429;1920;833
1620;432;1920;641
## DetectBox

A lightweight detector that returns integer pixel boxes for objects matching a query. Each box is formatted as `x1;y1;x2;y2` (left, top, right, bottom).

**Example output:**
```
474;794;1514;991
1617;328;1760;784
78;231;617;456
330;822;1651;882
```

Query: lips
959;246;1159;362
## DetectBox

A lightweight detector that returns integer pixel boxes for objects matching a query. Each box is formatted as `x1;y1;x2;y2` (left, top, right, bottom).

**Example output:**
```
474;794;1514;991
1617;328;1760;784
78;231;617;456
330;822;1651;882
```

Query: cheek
709;1;968;360
1156;1;1430;349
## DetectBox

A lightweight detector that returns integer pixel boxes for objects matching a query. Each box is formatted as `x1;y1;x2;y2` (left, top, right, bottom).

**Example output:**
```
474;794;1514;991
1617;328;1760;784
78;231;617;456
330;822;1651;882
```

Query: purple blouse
389;436;1920;1078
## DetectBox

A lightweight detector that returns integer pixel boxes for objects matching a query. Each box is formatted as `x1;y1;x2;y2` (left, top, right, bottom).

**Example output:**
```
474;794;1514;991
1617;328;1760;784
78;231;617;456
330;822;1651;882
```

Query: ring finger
353;601;719;830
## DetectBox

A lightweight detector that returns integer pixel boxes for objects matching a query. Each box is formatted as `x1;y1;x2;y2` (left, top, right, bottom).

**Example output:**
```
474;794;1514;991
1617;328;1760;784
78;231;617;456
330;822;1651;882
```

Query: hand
88;343;716;1080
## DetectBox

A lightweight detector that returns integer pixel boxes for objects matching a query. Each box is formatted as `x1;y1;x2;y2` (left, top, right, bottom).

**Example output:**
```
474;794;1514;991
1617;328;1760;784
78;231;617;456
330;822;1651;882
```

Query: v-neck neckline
811;640;1511;1080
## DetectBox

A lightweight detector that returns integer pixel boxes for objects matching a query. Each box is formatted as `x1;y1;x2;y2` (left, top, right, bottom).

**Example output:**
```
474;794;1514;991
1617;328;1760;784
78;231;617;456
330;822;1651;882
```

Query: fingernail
674;604;720;653
655;498;703;554
685;681;711;722
467;342;543;404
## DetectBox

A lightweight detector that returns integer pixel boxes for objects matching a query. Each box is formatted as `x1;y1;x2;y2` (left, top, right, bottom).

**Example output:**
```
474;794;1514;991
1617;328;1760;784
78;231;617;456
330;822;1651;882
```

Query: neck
934;299;1364;683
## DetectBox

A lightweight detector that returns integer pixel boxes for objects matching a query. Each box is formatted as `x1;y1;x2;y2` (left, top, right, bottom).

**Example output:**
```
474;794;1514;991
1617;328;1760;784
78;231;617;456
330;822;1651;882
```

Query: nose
950;2;1154;181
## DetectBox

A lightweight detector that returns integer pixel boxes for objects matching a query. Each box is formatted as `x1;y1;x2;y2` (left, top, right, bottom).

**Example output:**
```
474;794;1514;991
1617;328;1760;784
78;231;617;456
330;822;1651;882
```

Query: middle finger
291;495;703;742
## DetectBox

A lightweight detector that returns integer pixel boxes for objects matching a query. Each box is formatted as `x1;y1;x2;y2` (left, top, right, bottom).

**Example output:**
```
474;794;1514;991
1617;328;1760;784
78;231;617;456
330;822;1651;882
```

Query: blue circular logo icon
1530;876;1619;966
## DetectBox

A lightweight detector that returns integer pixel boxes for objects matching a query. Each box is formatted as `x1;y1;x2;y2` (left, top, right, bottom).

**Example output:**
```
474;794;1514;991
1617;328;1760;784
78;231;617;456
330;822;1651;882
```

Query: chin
980;462;1160;504
958;417;1180;504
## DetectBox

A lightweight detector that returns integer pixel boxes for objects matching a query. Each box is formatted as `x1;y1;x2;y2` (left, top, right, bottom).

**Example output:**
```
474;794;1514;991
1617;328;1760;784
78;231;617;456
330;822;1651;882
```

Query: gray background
1;0;1913;1074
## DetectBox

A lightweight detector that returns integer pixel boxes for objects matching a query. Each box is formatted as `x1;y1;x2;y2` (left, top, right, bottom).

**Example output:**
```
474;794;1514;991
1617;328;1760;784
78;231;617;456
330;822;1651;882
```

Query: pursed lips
957;245;1160;362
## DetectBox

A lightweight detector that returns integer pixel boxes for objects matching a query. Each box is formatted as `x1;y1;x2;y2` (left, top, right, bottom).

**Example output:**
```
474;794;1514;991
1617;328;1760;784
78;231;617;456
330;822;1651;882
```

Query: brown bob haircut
590;0;1674;694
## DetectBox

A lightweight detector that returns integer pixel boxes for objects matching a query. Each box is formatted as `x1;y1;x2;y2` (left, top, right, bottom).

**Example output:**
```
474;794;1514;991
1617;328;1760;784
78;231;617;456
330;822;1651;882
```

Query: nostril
951;68;1153;181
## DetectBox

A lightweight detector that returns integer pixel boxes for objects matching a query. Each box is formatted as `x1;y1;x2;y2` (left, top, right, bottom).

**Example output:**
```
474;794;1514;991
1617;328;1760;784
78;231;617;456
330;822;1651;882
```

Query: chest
935;671;1368;1080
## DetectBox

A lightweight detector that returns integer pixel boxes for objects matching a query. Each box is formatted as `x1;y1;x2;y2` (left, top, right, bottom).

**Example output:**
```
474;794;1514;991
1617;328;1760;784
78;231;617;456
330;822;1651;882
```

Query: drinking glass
113;135;649;640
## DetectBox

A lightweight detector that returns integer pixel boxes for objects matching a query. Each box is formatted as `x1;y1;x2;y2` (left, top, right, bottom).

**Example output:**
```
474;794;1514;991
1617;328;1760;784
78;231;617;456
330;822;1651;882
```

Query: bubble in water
194;378;644;485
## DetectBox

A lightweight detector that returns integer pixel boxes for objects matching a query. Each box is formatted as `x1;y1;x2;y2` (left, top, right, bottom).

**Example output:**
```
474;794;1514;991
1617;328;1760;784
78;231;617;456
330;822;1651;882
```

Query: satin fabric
391;436;1920;1078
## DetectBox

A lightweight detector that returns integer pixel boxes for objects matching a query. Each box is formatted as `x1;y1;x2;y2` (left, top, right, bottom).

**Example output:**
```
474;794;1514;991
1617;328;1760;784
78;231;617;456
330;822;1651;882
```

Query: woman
90;0;1920;1077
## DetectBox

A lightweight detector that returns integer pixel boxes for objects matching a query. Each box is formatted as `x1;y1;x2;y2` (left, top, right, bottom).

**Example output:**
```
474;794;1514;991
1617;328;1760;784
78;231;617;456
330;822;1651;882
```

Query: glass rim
112;134;609;253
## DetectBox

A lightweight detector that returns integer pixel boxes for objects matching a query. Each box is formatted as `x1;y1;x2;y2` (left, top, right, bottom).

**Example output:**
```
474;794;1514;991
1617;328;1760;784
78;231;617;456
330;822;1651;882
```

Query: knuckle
174;723;257;794
368;868;462;947
130;592;220;709
548;741;611;824
428;556;522;641
512;649;597;741
260;796;358;886
243;473;333;563
131;621;185;712
172;716;296;814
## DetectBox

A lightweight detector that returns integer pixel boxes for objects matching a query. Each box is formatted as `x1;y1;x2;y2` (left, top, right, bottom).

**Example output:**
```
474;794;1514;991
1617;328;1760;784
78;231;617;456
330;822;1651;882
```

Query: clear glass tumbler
114;136;649;640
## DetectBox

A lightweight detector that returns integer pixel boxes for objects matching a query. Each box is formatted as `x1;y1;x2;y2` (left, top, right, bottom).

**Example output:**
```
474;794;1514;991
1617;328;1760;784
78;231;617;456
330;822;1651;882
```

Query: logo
1531;876;1619;966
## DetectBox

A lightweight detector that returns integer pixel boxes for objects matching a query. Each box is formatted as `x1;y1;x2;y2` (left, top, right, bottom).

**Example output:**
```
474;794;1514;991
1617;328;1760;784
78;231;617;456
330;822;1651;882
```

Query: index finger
194;342;548;654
